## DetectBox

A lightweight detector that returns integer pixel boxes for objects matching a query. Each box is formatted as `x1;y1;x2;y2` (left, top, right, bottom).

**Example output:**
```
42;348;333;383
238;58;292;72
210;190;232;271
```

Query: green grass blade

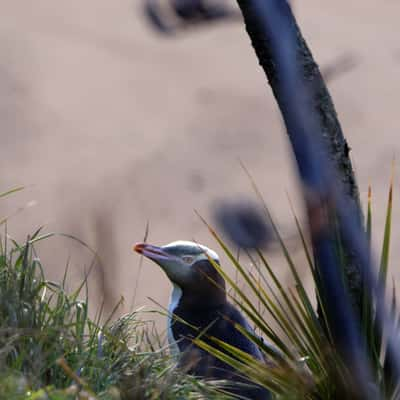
0;186;25;199
362;186;374;345
366;185;372;246
379;174;393;287
373;174;394;363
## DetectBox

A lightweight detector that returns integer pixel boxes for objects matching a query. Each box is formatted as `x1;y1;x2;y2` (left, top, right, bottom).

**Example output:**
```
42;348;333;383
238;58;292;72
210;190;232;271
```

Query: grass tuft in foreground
0;189;228;399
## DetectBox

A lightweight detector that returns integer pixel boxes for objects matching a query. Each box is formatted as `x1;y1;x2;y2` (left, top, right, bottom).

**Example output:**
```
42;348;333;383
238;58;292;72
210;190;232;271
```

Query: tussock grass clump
0;191;227;399
194;177;397;399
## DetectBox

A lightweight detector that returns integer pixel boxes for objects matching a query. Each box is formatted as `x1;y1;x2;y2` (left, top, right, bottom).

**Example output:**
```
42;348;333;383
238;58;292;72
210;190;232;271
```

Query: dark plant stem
234;0;400;396
233;0;389;397
236;0;363;320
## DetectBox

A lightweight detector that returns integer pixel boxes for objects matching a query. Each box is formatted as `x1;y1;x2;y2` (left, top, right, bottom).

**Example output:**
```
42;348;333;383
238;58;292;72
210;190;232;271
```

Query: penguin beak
133;242;175;262
134;242;193;285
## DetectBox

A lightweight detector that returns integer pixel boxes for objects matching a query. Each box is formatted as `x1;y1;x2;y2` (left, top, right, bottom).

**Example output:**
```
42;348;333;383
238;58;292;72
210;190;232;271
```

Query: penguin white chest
167;284;182;357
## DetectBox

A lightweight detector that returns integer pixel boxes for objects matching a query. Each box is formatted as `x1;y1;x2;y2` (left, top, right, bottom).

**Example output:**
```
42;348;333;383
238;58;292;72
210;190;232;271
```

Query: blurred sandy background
1;1;400;328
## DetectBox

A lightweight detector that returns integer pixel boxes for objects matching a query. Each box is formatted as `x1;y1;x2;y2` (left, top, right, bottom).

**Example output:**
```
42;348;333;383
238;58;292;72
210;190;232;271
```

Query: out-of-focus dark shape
214;200;272;250
187;171;205;193
321;53;360;83
143;0;239;35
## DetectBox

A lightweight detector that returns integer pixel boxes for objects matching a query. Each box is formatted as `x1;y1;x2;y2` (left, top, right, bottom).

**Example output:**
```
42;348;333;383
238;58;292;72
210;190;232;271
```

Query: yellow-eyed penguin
134;240;271;399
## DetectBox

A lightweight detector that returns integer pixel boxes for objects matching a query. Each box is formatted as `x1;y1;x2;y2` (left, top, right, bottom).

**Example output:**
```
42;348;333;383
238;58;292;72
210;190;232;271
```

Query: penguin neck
167;284;182;356
169;284;183;315
169;283;227;313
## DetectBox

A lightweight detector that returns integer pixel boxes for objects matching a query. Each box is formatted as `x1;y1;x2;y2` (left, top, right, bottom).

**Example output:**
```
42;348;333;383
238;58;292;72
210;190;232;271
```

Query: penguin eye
182;255;194;264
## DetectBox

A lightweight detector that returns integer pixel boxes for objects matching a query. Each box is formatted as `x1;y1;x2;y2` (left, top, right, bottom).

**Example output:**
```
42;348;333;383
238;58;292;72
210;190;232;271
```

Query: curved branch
236;0;363;315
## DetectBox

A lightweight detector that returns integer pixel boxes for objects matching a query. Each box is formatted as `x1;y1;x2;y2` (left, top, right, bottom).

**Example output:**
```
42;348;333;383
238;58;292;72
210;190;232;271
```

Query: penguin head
134;240;226;303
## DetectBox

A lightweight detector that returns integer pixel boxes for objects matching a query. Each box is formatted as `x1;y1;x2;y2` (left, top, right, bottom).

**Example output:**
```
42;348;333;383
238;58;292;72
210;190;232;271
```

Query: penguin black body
172;290;269;399
134;241;271;399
